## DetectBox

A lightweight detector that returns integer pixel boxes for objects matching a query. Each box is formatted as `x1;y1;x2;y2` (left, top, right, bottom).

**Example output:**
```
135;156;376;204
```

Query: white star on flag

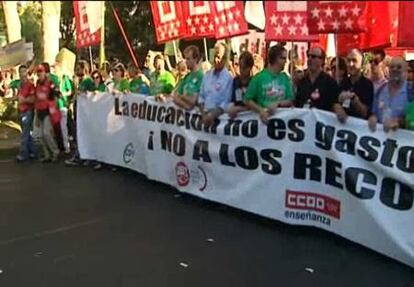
275;25;283;35
300;26;308;35
270;14;278;25
294;14;303;25
288;25;296;35
91;35;96;41
338;6;347;18
203;15;209;24
214;17;219;24
325;6;333;18
228;11;234;20
351;5;361;16
209;23;215;31
235;9;241;18
200;25;206;33
282;14;290;25
228;23;233;32
344;18;353;30
219;26;225;35
191;26;197;34
233;22;240;31
318;19;325;30
186;18;192;26
221;13;226;23
311;7;320;18
392;19;398;28
176;20;180;28
173;29;178;36
194;16;200;25
169;22;175;30
332;19;340;31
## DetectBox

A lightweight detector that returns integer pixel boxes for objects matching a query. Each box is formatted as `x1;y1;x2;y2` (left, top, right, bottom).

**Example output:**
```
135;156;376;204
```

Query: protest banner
0;39;33;69
77;92;414;268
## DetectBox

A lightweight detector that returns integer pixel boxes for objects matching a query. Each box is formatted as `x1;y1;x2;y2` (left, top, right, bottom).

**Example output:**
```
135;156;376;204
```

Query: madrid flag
265;1;318;42
307;1;367;34
150;1;186;44
73;1;102;48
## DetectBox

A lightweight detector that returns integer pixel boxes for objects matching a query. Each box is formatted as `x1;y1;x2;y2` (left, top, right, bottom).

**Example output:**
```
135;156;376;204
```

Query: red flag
307;1;367;34
73;1;101;48
210;1;249;40
396;1;414;47
150;1;186;44
181;1;215;39
265;1;318;42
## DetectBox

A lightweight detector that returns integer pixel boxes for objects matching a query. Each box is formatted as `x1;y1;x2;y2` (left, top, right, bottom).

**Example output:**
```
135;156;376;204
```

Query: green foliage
105;1;160;66
0;98;18;122
60;0;75;52
18;2;42;64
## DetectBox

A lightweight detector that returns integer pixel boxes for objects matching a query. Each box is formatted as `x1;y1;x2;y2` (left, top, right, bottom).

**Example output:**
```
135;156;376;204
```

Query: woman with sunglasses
91;70;106;93
111;63;130;94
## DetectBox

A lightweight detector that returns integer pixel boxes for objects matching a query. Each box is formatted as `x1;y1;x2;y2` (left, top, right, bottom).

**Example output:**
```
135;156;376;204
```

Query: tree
41;1;61;63
18;2;41;62
2;1;21;43
60;0;75;51
105;1;160;66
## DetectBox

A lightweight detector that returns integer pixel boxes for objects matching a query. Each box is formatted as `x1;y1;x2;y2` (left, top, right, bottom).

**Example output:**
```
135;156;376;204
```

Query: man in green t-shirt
149;55;176;101
244;45;294;123
173;45;203;110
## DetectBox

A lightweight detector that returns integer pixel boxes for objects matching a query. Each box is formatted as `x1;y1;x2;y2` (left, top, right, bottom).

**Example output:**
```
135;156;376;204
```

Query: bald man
369;56;410;132
334;49;374;122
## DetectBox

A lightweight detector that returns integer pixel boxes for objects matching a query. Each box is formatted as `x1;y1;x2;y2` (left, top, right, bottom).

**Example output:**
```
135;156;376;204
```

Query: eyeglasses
390;64;403;69
369;59;380;65
309;54;323;59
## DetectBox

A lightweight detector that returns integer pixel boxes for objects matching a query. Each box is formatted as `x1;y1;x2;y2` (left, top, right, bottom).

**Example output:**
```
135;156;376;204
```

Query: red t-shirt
35;79;54;111
18;81;35;113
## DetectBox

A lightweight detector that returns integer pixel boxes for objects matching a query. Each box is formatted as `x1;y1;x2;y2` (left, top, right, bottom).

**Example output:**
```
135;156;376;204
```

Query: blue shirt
372;81;409;123
199;67;233;111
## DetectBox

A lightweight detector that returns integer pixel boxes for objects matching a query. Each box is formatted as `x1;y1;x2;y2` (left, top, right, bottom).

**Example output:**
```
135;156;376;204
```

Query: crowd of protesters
6;42;414;170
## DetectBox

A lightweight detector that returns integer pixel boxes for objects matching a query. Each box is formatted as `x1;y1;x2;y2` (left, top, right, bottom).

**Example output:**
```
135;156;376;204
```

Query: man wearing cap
35;64;60;162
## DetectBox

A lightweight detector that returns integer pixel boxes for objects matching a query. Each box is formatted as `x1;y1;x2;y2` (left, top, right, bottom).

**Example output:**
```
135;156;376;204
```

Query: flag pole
99;1;106;68
335;33;339;84
88;46;94;71
203;38;208;61
290;41;294;77
172;39;178;63
110;2;139;67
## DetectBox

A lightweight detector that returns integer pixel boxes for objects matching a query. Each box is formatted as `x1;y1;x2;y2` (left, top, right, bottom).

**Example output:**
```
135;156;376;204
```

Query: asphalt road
0;148;413;287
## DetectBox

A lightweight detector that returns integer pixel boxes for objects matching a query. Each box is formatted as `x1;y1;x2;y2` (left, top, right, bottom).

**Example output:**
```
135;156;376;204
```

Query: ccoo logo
123;143;135;164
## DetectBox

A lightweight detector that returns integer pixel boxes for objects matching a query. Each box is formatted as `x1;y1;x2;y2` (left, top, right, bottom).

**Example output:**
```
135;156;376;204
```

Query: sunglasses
309;54;323;59
370;58;381;65
92;76;100;80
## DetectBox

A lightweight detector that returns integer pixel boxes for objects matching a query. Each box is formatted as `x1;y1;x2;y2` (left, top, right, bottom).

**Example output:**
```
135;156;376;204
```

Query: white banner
77;93;414;268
